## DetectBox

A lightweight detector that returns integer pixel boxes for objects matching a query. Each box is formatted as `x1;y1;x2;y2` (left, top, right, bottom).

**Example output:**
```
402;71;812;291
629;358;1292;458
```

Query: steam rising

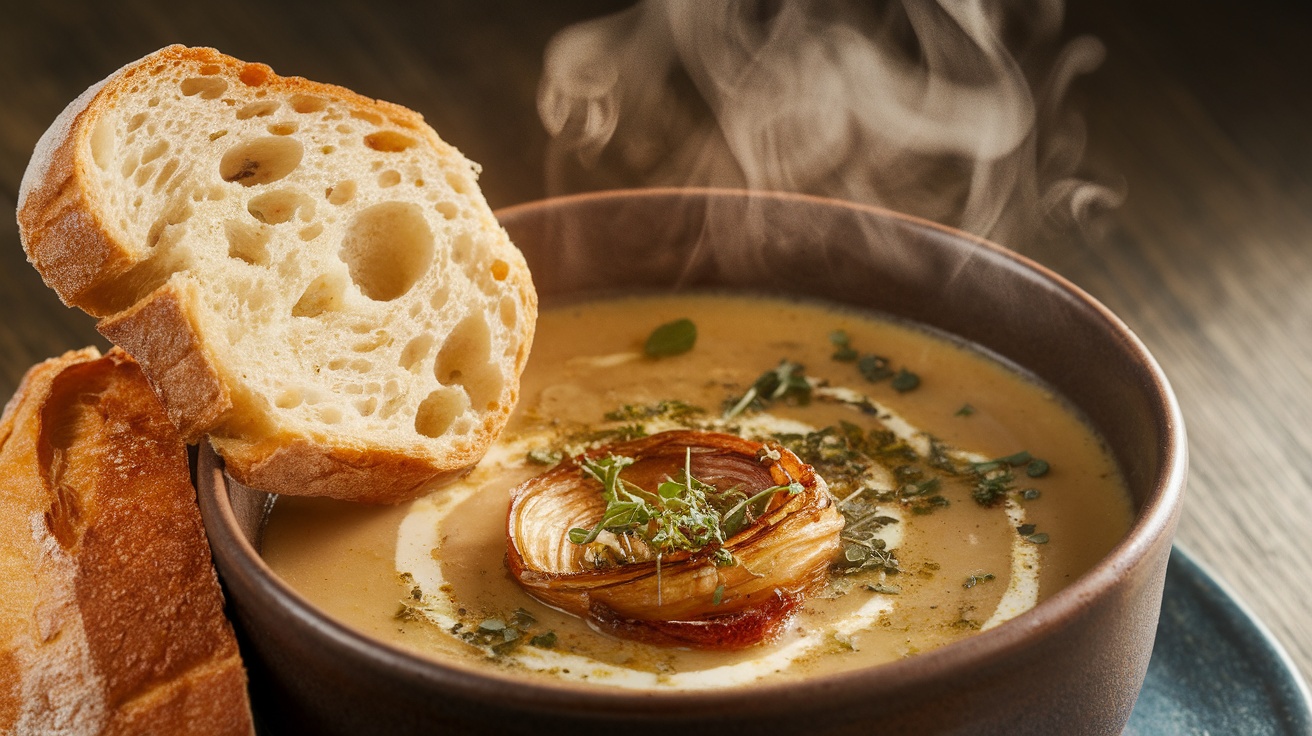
538;0;1121;246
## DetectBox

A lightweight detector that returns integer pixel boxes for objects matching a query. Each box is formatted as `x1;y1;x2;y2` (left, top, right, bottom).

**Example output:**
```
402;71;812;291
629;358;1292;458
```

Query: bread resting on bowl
17;45;537;503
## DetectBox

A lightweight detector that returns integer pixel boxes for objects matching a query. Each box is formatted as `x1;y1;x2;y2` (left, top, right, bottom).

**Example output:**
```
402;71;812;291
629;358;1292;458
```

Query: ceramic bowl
197;188;1187;735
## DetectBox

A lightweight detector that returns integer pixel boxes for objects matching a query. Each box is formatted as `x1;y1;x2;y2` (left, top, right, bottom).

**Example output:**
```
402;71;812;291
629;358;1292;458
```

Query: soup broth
262;294;1133;689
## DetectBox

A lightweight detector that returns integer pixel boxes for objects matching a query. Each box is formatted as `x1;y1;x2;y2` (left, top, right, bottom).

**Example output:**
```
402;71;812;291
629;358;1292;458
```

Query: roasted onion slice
506;430;843;649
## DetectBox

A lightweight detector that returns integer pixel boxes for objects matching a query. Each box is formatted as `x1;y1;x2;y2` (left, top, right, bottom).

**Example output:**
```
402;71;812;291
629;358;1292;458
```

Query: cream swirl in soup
261;294;1133;690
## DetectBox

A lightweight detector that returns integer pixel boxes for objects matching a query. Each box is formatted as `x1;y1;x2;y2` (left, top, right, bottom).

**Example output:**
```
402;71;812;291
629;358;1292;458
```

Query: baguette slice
0;347;252;735
18;45;537;503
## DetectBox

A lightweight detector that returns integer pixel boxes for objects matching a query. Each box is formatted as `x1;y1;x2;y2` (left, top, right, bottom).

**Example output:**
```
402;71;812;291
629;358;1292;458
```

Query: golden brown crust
211;434;471;504
0;347;253;734
97;282;231;444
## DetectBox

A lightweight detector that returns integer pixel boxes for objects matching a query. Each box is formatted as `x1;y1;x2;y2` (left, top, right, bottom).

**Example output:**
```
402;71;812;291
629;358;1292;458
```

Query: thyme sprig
567;449;801;566
723;360;814;419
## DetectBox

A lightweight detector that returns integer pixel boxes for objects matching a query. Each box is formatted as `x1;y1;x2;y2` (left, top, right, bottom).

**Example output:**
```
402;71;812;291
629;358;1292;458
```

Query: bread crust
19;45;538;504
0;347;253;735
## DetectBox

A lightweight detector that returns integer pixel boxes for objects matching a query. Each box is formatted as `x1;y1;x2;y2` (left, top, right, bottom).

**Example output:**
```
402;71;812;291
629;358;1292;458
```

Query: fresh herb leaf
604;400;703;423
890;369;920;392
529;631;558;648
1026;459;1050;477
857;354;894;383
712;584;725;606
964;572;996;589
830;330;859;362
644;318;697;358
1026;532;1050;544
955;404;976;417
724;360;812;419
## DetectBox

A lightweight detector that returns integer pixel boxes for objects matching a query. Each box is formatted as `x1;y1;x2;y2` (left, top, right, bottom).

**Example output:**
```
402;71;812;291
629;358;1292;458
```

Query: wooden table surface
3;0;1309;704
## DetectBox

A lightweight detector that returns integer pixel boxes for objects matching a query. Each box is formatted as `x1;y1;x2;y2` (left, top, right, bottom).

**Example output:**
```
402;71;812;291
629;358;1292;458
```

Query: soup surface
262;294;1133;689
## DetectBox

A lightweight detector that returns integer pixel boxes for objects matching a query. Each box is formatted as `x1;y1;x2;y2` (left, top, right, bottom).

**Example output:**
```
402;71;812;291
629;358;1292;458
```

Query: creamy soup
262;294;1133;689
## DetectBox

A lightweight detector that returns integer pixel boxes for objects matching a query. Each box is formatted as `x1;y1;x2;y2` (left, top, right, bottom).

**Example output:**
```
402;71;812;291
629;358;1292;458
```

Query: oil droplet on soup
261;294;1133;689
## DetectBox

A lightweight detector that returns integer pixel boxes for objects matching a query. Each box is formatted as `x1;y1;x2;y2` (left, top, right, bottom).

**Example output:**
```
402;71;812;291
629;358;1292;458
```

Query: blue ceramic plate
1126;545;1312;734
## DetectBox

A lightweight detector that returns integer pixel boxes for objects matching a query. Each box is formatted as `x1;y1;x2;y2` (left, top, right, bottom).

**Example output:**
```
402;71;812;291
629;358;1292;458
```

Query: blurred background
2;0;1309;709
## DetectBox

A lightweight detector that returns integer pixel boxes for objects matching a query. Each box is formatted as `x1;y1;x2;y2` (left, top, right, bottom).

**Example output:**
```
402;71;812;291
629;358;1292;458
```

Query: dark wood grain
2;0;1309;698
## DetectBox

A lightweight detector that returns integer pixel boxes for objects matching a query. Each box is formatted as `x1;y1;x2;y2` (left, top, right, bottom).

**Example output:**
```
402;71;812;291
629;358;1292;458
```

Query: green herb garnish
527;448;563;466
529;631;558;648
567;448;797;565
890;369;920;392
964;572;996;589
830;330;859;361
955;404;976;417
723;360;812;419
644;318;697;357
968;451;1049;507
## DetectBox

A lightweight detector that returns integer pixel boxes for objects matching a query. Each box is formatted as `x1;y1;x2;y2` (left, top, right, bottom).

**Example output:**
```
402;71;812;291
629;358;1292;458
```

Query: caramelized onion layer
506;430;843;649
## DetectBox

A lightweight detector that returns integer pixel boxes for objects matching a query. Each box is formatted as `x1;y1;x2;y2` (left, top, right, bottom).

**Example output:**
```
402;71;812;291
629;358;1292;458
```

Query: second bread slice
18;45;537;503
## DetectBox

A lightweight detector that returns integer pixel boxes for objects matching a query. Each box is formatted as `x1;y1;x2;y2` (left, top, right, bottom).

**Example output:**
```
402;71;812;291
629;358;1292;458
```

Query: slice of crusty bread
0;347;252;735
18;45;537;503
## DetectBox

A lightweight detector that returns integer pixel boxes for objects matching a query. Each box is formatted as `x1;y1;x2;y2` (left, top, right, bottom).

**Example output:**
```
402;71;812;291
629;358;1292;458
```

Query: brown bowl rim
202;187;1188;720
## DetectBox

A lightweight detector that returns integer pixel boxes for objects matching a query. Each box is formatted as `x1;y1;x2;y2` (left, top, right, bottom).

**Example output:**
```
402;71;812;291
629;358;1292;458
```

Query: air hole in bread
364;131;417;153
400;334;434;371
340;202;434;302
134;163;156;187
220;136;303;186
225;220;271;265
236;100;280;120
275;388;302;409
327;180;356;205
319;406;343;424
356;397;378;417
336;124;353;135
430;284;450;311
434;315;501;410
127;112;148;133
180;77;228;99
267;122;298;136
209;130;228;141
299;223;323;241
141;139;169;166
239;65;270;87
414;179;425;187
499;295;518;328
90;117;115;171
446;171;470;195
414;387;468;439
435;201;458;220
290;95;327;113
146;202;192;249
351;110;384;125
293;273;347;317
490;259;509;281
152;158;181;194
120;152;140;179
378;170;401;188
352;332;388;353
248;189;314;225
200;63;222;75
